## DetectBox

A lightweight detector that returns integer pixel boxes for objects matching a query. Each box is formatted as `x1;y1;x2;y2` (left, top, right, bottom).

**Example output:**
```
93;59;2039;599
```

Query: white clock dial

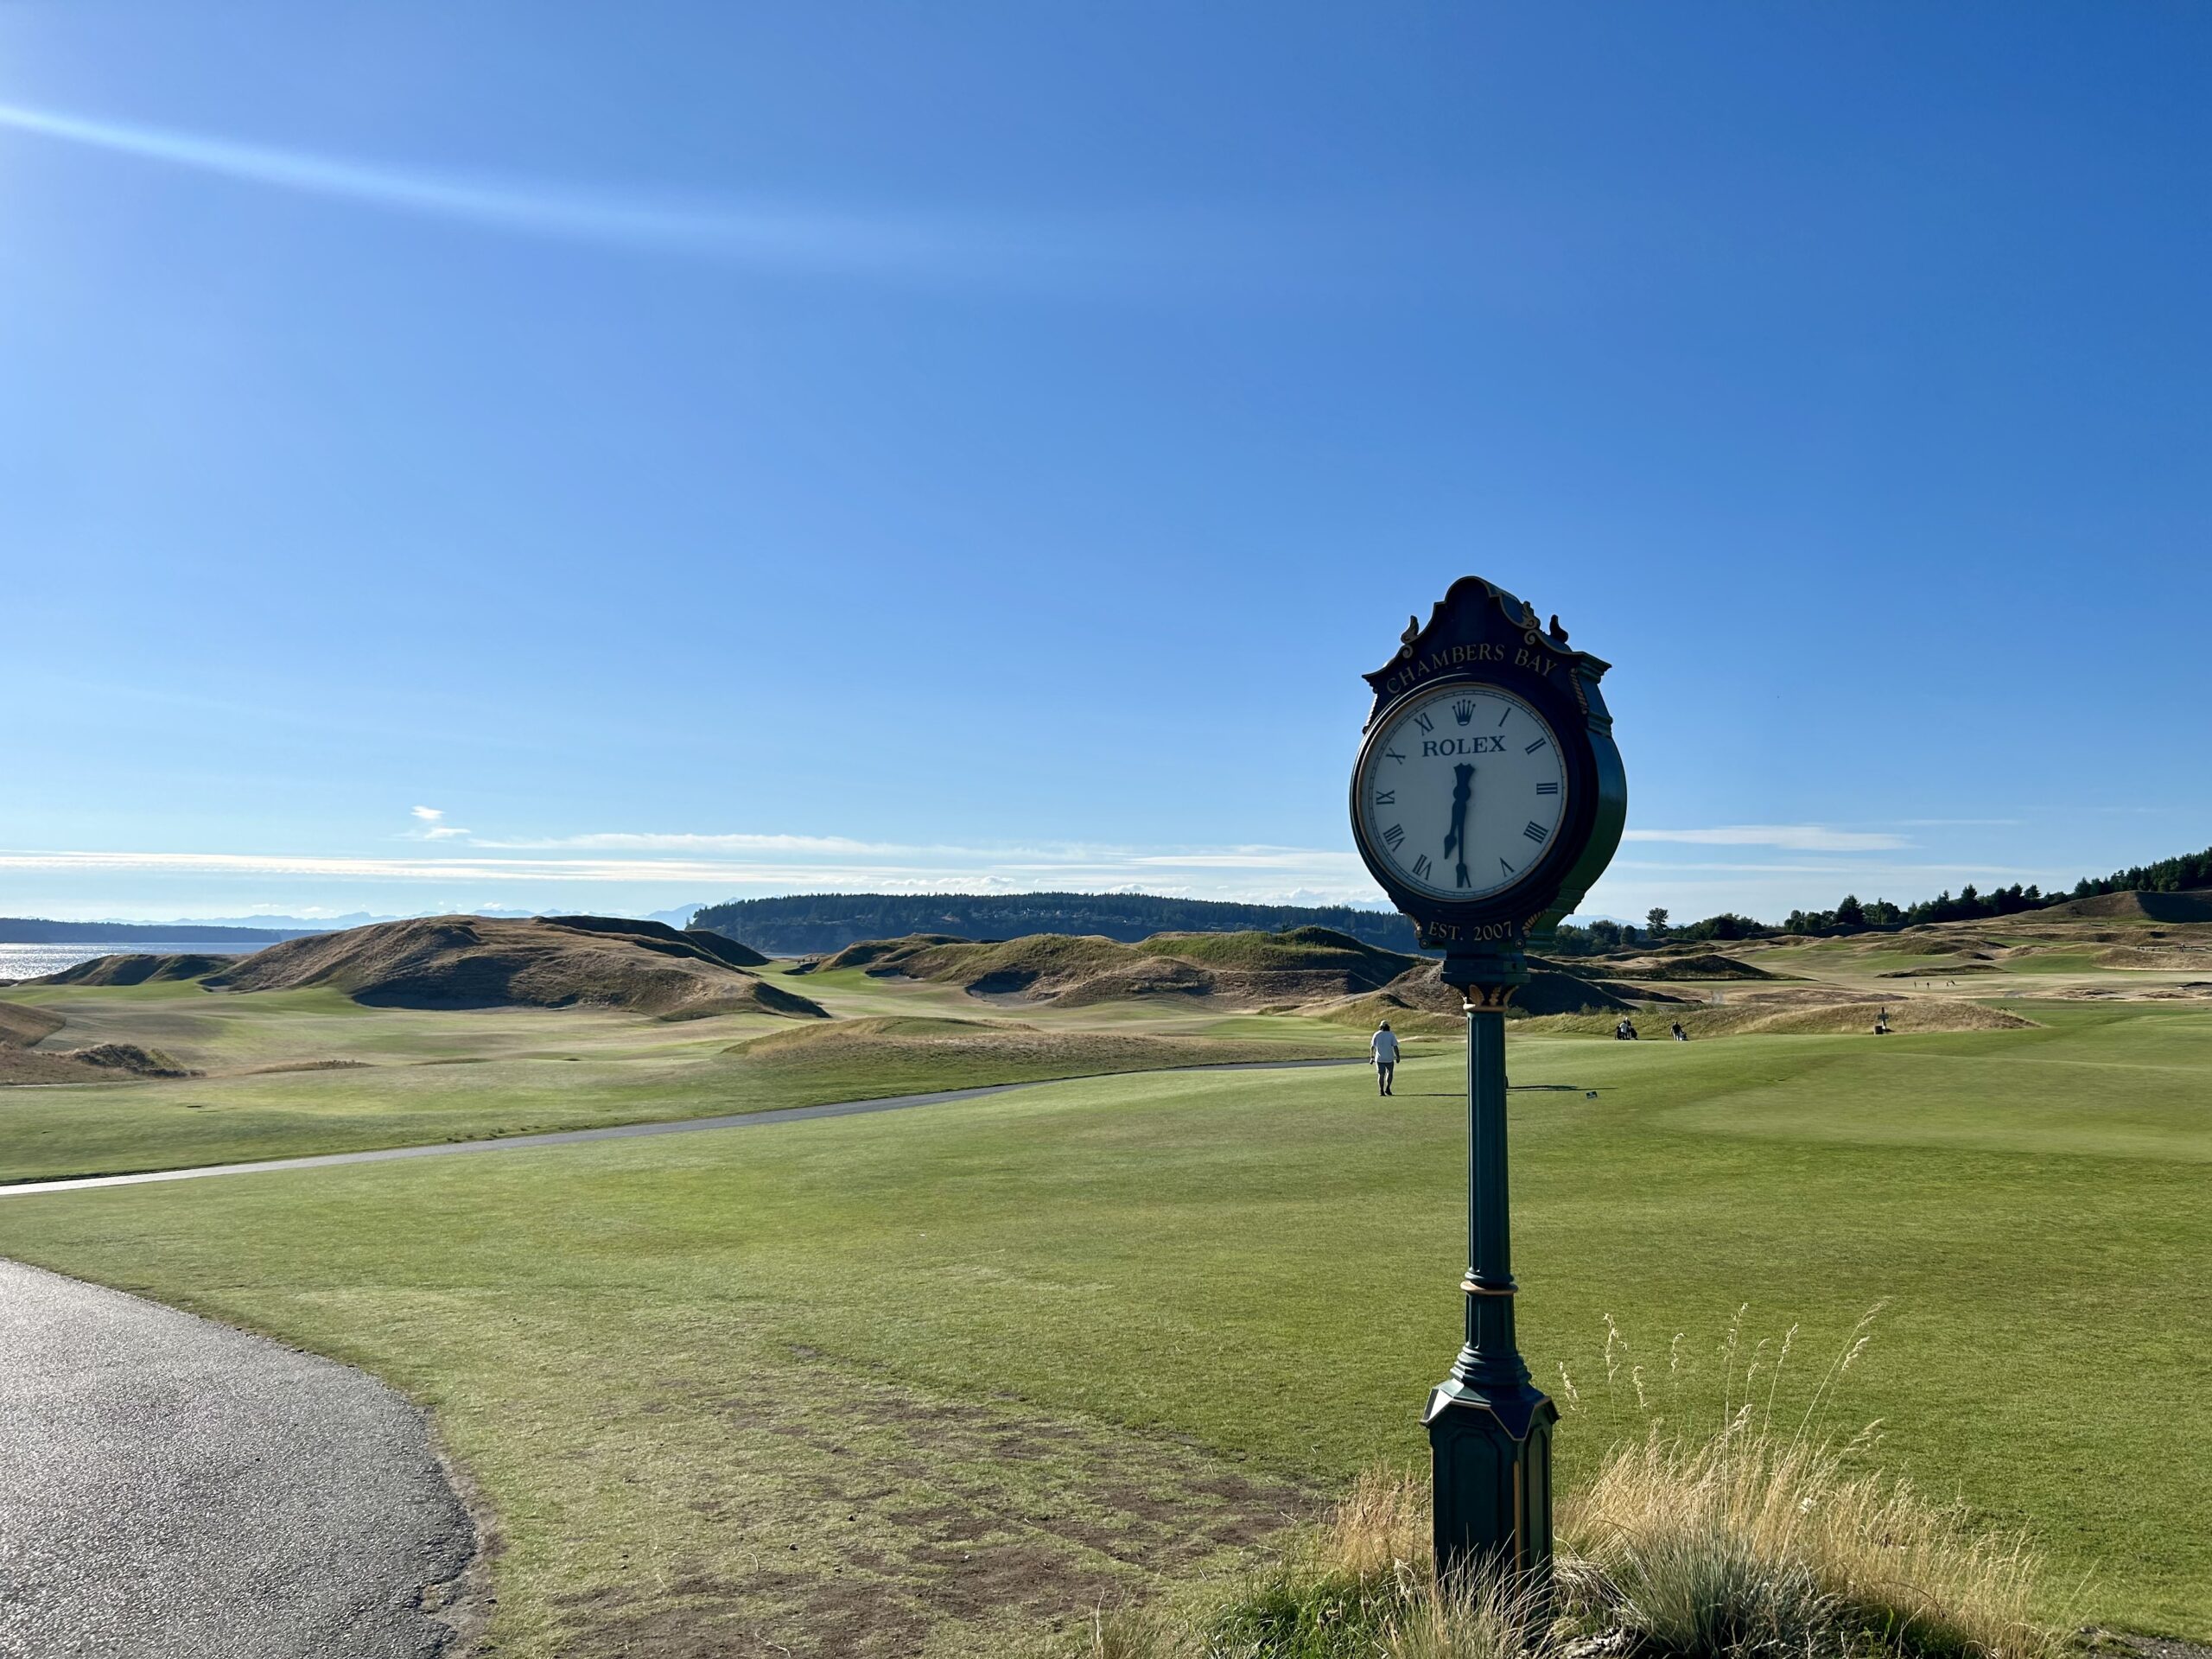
1356;685;1569;902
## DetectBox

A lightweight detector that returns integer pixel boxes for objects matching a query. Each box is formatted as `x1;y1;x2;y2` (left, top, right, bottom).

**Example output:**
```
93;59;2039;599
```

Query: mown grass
0;983;1354;1182
0;1007;2206;1654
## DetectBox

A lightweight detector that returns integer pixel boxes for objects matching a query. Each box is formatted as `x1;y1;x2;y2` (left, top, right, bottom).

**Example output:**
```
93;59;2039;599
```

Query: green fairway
0;977;1357;1182
0;1004;2204;1656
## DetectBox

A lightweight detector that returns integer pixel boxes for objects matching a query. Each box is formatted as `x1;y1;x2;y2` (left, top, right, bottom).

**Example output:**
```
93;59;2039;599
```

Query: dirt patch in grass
553;1351;1310;1659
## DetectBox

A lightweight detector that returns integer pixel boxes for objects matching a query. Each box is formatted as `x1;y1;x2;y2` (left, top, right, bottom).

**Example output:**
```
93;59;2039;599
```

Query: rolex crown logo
1452;698;1477;726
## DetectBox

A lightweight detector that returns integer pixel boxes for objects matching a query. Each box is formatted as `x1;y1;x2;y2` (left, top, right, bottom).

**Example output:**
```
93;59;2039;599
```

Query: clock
1351;576;1625;965
1352;685;1567;903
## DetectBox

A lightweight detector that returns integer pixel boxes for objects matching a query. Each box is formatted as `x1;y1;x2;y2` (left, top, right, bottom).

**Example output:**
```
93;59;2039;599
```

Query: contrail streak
0;99;1000;275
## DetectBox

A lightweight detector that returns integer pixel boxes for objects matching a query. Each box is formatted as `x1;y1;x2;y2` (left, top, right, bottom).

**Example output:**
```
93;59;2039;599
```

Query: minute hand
1441;763;1474;889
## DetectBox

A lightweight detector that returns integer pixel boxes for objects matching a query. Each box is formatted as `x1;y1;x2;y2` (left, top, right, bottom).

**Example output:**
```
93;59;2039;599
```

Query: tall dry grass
1557;1306;2060;1659
1048;1311;2062;1659
1560;1420;2054;1659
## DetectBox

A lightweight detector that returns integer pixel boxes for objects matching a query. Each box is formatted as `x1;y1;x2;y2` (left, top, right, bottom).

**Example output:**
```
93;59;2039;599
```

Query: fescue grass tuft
1556;1309;2059;1659
1561;1418;2056;1659
1054;1314;2063;1659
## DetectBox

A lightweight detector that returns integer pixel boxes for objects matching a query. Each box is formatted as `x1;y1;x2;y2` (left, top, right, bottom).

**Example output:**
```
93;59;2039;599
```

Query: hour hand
1443;763;1474;887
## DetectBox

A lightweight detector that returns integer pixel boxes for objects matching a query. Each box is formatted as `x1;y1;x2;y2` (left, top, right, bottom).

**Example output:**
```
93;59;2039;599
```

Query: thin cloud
0;99;1273;289
1622;825;1909;852
473;830;896;854
0;100;979;270
0;842;1385;905
406;805;470;842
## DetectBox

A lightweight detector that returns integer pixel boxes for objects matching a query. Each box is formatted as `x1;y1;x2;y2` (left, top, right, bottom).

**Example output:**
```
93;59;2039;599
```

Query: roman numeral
1499;857;1516;878
1497;707;1511;728
1524;738;1548;754
1373;790;1395;806
1523;821;1547;842
1383;747;1406;764
1414;712;1433;734
1455;862;1470;888
1413;854;1433;879
1382;824;1405;851
1535;782;1560;795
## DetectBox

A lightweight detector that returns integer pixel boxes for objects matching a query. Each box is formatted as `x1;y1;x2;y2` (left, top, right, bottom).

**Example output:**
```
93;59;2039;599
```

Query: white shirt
1370;1029;1401;1064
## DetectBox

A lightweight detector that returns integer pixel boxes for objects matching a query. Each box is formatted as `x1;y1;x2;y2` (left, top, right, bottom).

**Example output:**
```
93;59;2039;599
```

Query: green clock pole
1425;947;1555;1591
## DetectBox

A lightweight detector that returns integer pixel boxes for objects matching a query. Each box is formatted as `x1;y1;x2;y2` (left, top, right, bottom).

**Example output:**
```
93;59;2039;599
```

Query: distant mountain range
0;918;310;945
690;892;1421;956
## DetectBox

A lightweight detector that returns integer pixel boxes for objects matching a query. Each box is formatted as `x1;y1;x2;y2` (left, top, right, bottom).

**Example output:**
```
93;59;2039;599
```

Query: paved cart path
0;1259;476;1659
0;1058;1362;1198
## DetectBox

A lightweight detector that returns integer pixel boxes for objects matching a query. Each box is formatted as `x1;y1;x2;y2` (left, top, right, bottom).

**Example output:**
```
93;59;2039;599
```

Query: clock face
1355;684;1569;903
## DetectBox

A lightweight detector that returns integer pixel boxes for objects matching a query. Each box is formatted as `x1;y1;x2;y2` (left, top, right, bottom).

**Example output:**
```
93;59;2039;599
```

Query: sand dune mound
1314;960;1636;1031
1595;951;1774;981
801;926;1422;1009
1743;999;2034;1034
734;1014;1056;1064
1878;962;2001;977
536;915;771;968
207;916;826;1020
1522;997;2036;1038
29;952;237;988
0;1039;200;1085
2037;890;2212;925
801;935;970;974
59;1042;200;1076
1310;994;1463;1035
0;1001;66;1046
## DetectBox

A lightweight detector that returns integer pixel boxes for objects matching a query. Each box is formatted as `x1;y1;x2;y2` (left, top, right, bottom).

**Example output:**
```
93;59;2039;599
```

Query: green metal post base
1425;1382;1557;1585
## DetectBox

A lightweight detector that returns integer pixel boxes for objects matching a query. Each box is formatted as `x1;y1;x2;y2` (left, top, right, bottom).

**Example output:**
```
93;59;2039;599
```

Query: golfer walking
1370;1020;1400;1096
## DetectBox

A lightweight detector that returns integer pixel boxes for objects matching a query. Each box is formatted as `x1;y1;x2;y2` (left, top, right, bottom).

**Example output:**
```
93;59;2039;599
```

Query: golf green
0;1002;2203;1655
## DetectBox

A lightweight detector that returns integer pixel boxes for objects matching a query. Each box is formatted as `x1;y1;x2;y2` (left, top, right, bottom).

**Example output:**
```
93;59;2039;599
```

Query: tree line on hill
1547;841;2212;952
689;891;1421;956
687;842;2212;958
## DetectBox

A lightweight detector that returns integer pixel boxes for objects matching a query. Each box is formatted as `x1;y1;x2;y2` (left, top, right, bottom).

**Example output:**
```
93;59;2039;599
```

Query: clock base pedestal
1425;1378;1557;1588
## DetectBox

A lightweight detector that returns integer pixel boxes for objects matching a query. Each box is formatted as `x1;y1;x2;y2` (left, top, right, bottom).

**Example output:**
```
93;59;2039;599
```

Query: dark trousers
1376;1062;1395;1095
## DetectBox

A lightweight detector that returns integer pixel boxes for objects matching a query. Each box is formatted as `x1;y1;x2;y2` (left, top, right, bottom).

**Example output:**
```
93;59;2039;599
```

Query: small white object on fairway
0;1260;475;1658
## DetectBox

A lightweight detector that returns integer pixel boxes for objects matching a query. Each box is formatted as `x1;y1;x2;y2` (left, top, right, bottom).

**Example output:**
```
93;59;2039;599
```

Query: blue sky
3;3;2207;925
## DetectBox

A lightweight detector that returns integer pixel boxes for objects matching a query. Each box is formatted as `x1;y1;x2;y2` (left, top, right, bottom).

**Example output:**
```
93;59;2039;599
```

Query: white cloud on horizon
405;805;471;842
1622;824;1910;852
0;844;1390;906
3;818;2046;923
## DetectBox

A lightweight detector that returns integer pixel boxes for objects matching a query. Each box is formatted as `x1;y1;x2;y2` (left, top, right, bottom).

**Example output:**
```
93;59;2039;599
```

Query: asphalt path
0;1260;475;1658
0;1056;1356;1656
0;1057;1362;1198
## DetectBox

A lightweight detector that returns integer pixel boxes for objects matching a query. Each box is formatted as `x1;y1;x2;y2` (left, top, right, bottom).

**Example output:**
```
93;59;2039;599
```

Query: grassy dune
0;1005;2205;1654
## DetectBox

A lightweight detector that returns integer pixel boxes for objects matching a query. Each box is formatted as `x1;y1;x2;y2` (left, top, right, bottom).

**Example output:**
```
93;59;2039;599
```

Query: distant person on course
1670;1020;1688;1041
1370;1020;1400;1096
1615;1017;1639;1040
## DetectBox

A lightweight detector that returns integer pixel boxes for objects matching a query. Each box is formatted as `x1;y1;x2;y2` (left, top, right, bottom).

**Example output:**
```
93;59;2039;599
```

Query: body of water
0;942;264;983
